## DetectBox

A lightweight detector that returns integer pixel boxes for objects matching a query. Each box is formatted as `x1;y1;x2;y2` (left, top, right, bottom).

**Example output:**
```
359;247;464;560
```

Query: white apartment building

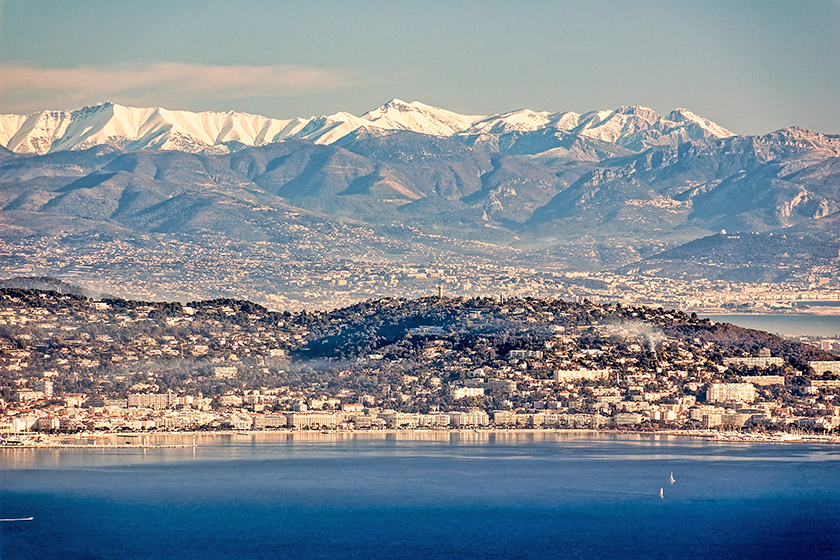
706;383;756;404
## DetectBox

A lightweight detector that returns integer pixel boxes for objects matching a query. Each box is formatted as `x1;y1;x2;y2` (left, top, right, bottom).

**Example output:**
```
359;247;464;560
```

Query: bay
795;301;840;308
705;313;840;337
2;432;839;560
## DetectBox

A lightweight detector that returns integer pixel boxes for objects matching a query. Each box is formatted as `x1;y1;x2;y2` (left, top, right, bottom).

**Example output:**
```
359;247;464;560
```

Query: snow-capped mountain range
0;99;733;155
1;97;838;292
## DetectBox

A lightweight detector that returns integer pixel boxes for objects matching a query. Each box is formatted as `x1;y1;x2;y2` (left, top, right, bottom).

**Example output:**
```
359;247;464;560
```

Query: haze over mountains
0;99;838;304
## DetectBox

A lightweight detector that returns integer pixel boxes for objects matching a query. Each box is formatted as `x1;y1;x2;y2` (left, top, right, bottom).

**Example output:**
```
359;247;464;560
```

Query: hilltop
1;289;838;434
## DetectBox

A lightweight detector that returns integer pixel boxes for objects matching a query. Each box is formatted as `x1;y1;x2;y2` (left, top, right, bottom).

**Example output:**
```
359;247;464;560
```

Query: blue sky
1;0;838;134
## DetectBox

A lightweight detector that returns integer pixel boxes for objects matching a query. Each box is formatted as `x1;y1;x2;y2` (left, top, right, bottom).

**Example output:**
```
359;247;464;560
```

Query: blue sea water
2;432;839;560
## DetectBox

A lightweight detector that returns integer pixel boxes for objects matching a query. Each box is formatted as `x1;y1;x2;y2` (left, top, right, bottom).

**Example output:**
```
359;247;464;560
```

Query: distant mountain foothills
1;100;838;305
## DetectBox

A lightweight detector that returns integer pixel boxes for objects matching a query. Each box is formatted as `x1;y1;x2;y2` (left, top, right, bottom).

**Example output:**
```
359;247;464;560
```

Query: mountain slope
457;105;734;156
1;102;837;282
616;229;840;282
0;103;310;155
361;99;483;136
528;127;840;237
0;99;484;156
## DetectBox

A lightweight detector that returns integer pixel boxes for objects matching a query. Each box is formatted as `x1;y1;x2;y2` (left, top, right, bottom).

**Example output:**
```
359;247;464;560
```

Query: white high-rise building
706;383;756;404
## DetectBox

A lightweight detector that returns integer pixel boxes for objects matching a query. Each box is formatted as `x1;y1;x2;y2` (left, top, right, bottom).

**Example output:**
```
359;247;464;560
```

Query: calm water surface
2;432;839;559
705;313;840;337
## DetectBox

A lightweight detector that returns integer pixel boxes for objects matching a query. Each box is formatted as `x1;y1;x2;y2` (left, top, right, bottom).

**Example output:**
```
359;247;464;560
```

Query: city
2;228;839;313
3;1;840;558
2;288;838;444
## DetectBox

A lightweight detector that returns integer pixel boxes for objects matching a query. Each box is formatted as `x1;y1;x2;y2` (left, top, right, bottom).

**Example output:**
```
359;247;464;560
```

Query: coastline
693;307;840;317
3;427;838;448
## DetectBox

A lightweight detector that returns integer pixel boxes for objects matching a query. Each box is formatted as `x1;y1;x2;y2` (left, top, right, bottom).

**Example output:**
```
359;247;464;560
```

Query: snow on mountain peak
462;109;557;135
759;126;840;154
0;103;312;155
573;105;662;143
567;105;735;149
0;100;736;155
666;108;734;139
615;105;659;120
361;99;484;136
377;98;414;110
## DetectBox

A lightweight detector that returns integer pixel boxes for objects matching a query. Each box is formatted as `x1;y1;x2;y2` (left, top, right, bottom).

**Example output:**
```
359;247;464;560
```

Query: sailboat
669;472;676;484
659;488;664;499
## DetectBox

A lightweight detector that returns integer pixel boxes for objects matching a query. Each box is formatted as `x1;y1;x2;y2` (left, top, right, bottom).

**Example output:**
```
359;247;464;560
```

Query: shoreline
693;307;840;317
3;427;838;448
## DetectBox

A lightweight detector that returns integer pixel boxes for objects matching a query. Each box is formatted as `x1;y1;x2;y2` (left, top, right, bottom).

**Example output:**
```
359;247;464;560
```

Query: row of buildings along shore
4;369;840;435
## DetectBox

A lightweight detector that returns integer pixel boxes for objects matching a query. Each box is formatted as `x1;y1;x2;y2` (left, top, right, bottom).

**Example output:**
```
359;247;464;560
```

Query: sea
705;314;840;338
1;432;839;560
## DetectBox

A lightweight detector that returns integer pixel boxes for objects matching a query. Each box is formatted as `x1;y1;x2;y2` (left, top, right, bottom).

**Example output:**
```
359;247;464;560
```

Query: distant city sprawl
1;231;838;314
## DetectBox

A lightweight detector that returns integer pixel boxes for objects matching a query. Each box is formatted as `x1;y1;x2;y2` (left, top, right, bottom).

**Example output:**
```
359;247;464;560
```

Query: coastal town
1;287;839;444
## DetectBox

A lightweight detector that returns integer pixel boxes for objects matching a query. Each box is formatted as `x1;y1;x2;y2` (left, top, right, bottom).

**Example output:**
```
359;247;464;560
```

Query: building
652;407;678;423
721;412;752;428
419;413;451;428
408;326;445;336
127;392;178;409
614;412;643;426
741;375;785;386
449;410;489;428
526;413;547;428
810;361;840;376
213;366;238;378
706;383;756;404
14;390;45;403
36;417;61;431
724;348;783;368
492;410;517;426
63;393;87;407
348;415;386;429
285;412;341;429
509;349;543;359
450;386;484;400
251;414;287;429
555;369;611;383
485;379;517;392
381;412;420;429
690;406;725;428
810;379;840;390
33;379;54;397
218;395;244;407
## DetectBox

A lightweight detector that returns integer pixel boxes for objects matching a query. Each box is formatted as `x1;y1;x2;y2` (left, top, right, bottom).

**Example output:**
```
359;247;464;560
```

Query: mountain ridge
0;100;734;156
1;102;837;303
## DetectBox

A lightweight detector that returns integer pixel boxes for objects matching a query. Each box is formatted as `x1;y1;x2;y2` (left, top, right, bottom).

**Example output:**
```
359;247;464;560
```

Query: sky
0;0;838;134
